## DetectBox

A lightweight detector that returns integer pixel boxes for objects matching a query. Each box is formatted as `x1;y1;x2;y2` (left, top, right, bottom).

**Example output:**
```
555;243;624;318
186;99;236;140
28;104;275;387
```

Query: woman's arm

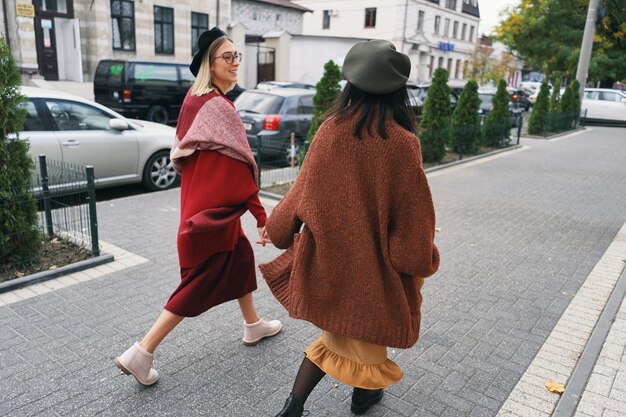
245;193;267;228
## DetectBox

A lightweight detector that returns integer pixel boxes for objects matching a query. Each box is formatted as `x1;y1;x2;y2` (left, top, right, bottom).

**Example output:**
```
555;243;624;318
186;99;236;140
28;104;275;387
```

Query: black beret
343;40;411;95
189;27;228;77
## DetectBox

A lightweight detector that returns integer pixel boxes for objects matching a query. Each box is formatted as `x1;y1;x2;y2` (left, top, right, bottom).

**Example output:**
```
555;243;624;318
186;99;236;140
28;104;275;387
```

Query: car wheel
284;142;301;167
146;105;169;124
142;150;179;191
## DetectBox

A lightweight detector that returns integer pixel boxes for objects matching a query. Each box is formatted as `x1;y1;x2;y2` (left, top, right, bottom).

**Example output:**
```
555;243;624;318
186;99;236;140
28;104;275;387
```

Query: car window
22;100;47;132
234;92;284;114
130;63;178;83
94;61;125;87
601;92;620;102
298;95;314;115
44;99;115;131
585;91;600;100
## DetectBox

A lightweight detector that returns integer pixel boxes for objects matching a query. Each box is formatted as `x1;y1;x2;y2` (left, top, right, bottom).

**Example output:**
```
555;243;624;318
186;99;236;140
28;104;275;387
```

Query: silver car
17;87;178;191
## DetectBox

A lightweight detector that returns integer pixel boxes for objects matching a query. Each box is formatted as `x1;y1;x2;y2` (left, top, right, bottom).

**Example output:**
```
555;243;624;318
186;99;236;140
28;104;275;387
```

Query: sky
478;0;522;36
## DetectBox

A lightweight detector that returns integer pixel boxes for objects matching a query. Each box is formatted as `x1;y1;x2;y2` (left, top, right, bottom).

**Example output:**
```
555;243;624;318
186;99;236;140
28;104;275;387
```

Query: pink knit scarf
170;95;258;183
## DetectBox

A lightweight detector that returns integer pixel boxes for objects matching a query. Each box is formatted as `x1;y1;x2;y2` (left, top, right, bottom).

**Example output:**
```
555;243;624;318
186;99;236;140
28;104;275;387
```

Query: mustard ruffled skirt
304;331;403;390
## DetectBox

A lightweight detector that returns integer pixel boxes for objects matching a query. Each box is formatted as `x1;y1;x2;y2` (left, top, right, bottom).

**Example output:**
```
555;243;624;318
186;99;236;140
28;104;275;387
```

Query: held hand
256;226;272;246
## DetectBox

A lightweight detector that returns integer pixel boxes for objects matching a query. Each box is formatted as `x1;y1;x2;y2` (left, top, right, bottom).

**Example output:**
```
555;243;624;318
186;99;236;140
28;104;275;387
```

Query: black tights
291;357;326;403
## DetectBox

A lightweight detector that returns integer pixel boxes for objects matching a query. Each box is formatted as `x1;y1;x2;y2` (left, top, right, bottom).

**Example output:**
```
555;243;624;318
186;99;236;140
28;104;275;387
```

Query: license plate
243;122;252;131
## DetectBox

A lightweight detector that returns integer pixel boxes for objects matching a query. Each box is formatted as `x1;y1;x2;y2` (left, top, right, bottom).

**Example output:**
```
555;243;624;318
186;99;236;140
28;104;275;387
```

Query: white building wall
232;0;304;36
288;35;367;85
294;0;480;84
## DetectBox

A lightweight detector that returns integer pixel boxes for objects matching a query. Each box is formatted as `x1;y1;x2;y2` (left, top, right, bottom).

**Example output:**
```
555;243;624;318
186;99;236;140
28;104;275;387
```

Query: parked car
234;88;314;166
478;92;523;127
256;81;315;91
581;88;626;124
93;59;194;124
406;83;459;119
507;87;532;111
18;86;178;191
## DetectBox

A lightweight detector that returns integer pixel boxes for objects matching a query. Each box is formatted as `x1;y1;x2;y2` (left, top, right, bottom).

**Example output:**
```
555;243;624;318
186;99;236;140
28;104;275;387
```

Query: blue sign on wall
438;41;455;52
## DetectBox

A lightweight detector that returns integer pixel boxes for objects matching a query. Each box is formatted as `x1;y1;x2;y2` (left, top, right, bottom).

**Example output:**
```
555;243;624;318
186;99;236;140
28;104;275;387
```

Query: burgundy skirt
165;236;258;317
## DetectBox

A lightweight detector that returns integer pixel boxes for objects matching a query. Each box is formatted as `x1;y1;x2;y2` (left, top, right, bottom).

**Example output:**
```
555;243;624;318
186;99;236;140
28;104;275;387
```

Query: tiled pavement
0;127;625;417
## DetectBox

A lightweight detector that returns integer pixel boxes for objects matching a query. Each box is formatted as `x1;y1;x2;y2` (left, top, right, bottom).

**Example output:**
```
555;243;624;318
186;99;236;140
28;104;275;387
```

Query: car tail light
512;94;518;102
122;89;131;103
263;114;281;130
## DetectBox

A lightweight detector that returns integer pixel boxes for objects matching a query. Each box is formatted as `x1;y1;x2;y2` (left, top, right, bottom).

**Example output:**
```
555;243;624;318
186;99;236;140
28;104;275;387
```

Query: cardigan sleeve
265;177;304;249
388;139;440;278
264;132;321;249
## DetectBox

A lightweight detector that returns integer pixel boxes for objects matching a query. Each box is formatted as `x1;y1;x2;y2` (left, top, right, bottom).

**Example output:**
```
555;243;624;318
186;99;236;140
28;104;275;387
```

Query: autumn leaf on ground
48;265;58;270
545;380;565;394
15;272;25;278
435;227;442;232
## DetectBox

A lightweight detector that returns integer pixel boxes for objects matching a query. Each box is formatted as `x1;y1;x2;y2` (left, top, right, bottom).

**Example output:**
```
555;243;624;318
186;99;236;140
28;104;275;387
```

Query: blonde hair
191;36;236;96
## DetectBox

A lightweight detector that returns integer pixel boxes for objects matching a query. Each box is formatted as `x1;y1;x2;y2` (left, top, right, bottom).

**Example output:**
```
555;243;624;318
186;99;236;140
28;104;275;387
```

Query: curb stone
0;253;115;294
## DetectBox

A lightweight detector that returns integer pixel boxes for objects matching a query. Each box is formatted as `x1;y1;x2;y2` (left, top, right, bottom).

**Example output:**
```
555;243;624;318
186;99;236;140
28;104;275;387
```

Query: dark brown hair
323;82;417;139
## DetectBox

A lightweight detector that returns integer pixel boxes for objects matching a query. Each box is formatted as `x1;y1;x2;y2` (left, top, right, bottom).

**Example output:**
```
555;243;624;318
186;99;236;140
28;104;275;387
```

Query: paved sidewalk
0;127;625;417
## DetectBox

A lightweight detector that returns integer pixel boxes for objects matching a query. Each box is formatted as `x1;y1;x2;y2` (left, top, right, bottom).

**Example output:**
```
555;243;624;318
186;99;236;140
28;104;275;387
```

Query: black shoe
350;388;384;415
275;393;309;417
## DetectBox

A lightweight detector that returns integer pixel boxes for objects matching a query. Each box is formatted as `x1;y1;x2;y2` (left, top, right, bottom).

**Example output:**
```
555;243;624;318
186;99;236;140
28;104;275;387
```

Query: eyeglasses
217;51;243;64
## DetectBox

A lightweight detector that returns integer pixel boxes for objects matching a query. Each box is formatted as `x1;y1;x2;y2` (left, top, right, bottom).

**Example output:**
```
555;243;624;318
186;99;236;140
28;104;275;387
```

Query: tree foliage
451;80;481;155
496;0;626;84
307;60;342;143
0;36;41;267
482;79;511;147
528;81;551;135
420;68;451;162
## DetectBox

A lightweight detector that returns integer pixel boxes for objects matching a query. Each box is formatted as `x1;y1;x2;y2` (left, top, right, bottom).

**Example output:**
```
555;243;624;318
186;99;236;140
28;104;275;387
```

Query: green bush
451;80;481;155
570;79;581;125
528;82;550;135
420;68;451;162
0;36;41;267
483;79;511;147
548;79;561;132
307;60;342;144
559;83;577;131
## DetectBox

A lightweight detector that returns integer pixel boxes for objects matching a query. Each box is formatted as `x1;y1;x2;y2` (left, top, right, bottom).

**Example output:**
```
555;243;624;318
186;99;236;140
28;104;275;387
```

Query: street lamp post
575;0;601;100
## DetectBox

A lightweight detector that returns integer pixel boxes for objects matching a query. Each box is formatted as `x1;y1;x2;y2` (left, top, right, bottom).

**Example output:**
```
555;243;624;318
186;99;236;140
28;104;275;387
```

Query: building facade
232;0;309;36
293;0;481;85
3;0;233;83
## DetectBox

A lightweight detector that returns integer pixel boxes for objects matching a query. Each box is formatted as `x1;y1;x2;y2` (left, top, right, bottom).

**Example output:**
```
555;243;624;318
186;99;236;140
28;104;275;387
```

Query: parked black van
94;60;195;124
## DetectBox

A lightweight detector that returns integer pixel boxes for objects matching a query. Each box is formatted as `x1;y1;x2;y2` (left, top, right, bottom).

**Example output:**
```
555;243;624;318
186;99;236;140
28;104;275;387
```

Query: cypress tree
0;36;41;270
420;68;451;162
307;60;342;143
570;80;581;126
451;80;481;155
528;82;550;135
483;79;511;147
559;83;575;131
548;79;561;132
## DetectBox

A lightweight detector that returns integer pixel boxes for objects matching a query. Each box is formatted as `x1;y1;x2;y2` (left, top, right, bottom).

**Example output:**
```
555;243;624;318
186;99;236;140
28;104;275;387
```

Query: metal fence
252;132;303;192
0;155;100;279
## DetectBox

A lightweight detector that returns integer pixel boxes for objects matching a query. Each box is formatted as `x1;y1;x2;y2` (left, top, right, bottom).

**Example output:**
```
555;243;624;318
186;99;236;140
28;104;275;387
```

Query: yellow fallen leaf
435;227;442;232
48;265;58;270
545;380;565;394
15;272;25;278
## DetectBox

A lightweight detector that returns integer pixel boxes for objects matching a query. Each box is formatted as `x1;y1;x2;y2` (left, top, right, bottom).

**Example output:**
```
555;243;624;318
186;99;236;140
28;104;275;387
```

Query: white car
17;86;178;191
581;88;626;124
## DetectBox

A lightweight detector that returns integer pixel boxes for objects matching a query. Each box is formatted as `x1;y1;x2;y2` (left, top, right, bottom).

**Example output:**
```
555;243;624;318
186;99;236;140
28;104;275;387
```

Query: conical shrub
451;80;481;155
483;79;511;147
528;82;550;135
420;68;451;162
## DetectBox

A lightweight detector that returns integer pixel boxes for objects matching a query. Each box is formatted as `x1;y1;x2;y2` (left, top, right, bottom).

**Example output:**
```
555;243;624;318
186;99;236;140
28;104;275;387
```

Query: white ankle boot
242;318;283;346
114;342;159;386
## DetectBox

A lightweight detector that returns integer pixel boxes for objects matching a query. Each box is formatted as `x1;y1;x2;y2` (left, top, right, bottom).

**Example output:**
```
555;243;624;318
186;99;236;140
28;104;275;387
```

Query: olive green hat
343;40;411;95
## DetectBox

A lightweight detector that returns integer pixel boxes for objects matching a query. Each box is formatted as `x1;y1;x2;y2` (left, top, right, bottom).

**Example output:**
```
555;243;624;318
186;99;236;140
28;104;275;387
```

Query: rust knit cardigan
262;116;440;349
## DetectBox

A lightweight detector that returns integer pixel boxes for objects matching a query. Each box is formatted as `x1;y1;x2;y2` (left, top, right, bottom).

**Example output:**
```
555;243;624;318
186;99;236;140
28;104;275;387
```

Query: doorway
34;17;59;80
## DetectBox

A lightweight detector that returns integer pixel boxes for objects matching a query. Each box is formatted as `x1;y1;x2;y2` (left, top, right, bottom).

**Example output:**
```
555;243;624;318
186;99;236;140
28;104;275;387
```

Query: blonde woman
114;27;282;386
